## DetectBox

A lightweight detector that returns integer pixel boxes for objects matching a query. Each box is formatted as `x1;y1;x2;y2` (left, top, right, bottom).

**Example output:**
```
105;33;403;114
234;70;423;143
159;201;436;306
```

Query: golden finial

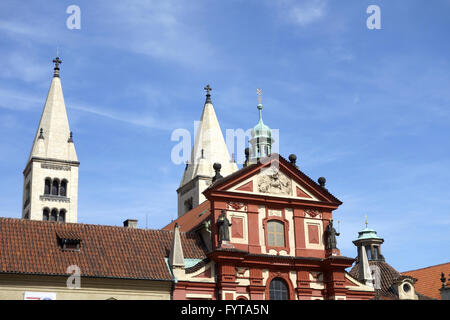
365;215;368;228
256;88;262;105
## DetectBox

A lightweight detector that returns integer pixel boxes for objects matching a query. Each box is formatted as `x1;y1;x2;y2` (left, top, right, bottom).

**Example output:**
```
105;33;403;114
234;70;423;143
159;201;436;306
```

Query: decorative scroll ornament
227;202;247;211
304;209;322;218
257;167;292;195
236;267;247;277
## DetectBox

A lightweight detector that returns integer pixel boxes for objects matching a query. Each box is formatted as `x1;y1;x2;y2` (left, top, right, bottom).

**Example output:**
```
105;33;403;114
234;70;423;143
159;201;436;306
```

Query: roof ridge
0;217;179;234
401;261;450;273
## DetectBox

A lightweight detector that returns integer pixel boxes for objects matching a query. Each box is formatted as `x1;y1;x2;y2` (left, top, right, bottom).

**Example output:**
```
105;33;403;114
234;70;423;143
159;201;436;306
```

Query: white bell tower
22;57;79;223
177;85;238;217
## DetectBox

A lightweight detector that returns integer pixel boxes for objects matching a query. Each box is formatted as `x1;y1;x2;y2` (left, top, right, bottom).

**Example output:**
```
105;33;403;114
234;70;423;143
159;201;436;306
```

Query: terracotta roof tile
0;218;207;280
162;201;210;232
402;262;450;300
349;261;434;300
349;261;402;299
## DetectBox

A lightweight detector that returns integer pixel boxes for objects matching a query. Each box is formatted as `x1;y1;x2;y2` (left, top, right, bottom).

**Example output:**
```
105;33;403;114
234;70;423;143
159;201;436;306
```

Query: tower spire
177;85;238;217
23;56;79;223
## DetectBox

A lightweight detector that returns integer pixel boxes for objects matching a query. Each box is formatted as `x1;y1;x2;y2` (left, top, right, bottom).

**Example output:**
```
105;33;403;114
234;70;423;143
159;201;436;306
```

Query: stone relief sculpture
257;167;292;195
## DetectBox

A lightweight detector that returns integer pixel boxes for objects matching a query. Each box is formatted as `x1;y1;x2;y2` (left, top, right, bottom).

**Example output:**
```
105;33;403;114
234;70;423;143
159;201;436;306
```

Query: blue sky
0;0;449;272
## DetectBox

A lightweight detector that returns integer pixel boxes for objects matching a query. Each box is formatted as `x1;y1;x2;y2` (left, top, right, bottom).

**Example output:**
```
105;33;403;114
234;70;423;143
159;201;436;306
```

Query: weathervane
257;88;262;104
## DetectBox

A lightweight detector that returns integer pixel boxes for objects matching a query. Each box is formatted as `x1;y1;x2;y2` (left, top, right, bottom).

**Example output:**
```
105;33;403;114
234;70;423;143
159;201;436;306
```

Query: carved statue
325;220;340;250
217;210;232;243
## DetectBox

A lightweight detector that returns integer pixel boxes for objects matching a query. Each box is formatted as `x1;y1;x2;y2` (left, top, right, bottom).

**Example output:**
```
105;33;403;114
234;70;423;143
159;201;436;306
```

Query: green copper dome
356;227;382;240
251;104;272;139
249;103;274;161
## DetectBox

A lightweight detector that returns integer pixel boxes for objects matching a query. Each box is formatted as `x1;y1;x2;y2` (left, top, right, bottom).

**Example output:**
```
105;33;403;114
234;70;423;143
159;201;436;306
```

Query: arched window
44;178;51;195
43;208;50;221
50;209;58;221
269;278;289;300
58;210;66;222
60;180;67;197
267;220;285;247
52;179;59;196
184;198;193;213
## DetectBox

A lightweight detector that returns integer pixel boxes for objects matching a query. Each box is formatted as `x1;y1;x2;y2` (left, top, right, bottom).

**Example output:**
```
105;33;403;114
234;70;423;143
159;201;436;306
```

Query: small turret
249;89;273;162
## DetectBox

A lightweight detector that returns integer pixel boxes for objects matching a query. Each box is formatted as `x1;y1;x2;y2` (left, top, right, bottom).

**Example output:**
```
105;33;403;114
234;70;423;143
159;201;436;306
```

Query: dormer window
56;231;81;251
393;276;418;300
403;283;411;293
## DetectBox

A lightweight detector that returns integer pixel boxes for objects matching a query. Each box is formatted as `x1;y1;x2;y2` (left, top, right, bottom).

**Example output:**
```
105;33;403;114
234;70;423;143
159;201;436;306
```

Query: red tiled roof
0;218;207;280
349;261;403;299
402;262;450;300
349;261;434;300
162;201;210;232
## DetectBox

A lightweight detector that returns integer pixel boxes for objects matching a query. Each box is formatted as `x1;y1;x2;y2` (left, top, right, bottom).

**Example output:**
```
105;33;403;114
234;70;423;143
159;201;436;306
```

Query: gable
208;155;341;205
229;166;319;201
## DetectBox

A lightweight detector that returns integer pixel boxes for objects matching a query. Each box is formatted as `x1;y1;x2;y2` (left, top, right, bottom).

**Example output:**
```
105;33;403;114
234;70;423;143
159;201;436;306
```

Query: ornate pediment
257;167;292;196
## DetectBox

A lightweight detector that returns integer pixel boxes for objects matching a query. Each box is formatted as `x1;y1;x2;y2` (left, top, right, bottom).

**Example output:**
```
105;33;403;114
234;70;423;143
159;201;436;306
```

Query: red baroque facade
165;155;375;300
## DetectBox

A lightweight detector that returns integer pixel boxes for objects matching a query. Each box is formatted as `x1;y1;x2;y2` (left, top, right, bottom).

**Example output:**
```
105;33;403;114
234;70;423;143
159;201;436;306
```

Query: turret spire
250;88;273;162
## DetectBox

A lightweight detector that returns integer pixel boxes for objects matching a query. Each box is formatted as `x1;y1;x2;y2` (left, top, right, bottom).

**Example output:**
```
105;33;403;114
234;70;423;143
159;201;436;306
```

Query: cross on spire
53;56;62;77
257;88;262;105
204;84;212;103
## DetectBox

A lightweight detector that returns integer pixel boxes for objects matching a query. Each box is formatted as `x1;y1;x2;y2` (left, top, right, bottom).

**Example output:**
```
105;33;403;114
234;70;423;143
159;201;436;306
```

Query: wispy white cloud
96;1;216;68
70;102;181;131
0;88;42;111
275;0;327;26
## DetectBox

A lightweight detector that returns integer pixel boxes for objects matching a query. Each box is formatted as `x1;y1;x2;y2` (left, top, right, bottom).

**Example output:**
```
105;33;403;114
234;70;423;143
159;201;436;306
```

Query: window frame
269;277;289;300
267;220;285;247
262;207;290;254
60;180;68;197
43;208;50;221
51;179;60;196
44;178;51;195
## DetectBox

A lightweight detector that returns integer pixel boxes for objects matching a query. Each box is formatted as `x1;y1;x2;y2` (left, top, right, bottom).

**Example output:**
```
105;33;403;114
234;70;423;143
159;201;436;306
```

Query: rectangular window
365;245;372;260
267;220;285;247
373;246;379;260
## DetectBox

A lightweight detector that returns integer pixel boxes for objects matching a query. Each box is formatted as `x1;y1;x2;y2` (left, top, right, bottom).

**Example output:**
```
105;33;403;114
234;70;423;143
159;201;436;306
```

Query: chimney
123;219;138;228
